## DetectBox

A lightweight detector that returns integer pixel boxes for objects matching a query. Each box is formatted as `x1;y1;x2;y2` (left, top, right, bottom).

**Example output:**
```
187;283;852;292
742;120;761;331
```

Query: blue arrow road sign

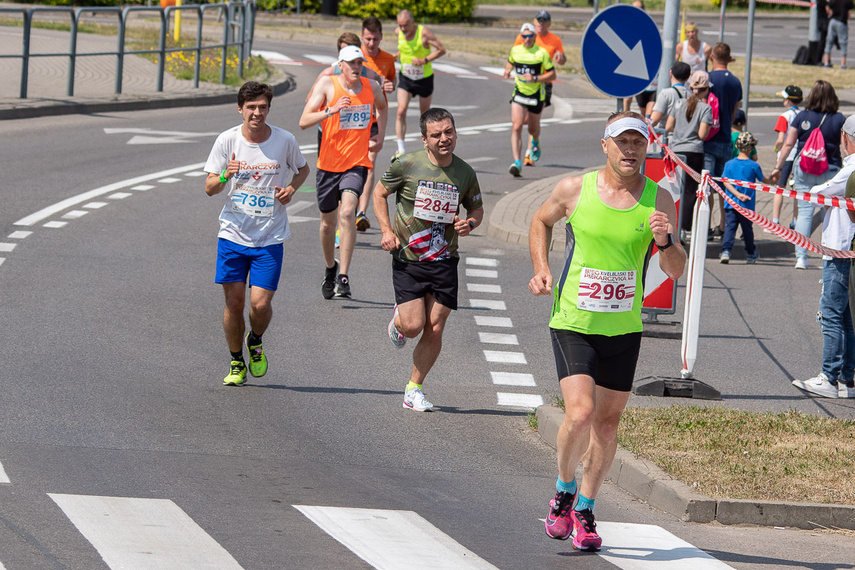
581;4;663;99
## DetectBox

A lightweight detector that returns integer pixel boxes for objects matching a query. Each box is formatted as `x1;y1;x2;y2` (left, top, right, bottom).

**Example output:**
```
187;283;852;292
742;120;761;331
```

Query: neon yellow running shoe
245;333;268;378
223;360;247;386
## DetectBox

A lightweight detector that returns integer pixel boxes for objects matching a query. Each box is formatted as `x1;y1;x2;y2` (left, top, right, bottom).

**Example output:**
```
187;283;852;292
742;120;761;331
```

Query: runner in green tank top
528;112;686;551
394;9;446;158
374;108;484;412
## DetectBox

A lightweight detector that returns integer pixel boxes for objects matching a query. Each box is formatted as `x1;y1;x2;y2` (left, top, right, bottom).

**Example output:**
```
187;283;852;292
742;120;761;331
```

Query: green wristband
219;169;228;184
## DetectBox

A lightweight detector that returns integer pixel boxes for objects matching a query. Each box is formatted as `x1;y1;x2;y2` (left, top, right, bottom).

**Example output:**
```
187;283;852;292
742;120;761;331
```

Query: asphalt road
1;36;854;569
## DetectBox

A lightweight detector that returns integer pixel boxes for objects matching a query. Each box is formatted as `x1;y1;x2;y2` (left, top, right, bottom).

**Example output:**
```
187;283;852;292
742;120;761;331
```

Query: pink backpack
704;92;720;141
799;114;829;176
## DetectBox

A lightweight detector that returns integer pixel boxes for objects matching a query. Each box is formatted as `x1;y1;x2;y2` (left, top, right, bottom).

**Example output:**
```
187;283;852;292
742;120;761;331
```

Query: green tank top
398;25;432;79
549;170;658;336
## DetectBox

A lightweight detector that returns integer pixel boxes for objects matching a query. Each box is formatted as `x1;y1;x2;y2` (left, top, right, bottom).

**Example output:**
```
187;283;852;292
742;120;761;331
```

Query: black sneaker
335;274;351;298
322;261;338;300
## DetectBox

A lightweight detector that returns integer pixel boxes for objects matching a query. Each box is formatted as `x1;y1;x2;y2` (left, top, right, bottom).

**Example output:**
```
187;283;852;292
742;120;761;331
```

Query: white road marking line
0;258;4;267
487;127;509;132
483;350;527;364
289;215;319;223
461;156;495;163
183;170;208;177
467;283;502;294
469;299;507;310
14;163;205;226
8;231;32;239
497;393;543;408
479;332;518;345
0;243;16;253
304;53;337;65
490;372;536;387
432;62;475;75
108;192;133;200
61;210;88;220
49;494;243;570
84;202;108;209
458;74;488;80
131;184;156;191
294;506;498;570
251;49;300;65
479;66;507;76
479;249;504;256
595;522;735;569
43;221;67;228
0;461;9;483
474;315;512;327
157;177;181;184
466;257;498;267
466;268;498;278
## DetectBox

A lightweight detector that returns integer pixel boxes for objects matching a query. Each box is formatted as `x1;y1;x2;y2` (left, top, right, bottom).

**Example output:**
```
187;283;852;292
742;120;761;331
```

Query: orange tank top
317;76;374;172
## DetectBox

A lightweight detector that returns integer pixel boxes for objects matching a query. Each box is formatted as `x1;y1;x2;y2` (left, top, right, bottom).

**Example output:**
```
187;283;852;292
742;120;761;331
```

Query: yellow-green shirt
508;43;553;99
398;25;432;79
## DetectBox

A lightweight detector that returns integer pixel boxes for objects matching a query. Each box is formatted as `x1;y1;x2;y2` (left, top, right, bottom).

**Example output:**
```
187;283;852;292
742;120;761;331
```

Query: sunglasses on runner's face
522;34;534;39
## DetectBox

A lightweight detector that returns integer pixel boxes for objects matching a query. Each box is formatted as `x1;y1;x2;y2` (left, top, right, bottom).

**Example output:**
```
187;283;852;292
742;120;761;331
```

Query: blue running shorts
215;238;284;291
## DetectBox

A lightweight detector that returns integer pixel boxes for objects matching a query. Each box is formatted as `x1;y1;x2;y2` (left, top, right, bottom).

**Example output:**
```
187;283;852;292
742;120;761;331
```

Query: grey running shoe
403;387;434;412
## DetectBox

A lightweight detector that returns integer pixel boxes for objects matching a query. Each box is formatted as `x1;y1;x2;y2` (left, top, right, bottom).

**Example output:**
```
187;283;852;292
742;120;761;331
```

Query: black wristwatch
656;233;673;251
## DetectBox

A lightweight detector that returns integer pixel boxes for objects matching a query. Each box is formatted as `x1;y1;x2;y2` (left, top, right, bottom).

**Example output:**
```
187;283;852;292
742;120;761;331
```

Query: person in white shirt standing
675;22;711;73
792;114;855;399
204;81;310;386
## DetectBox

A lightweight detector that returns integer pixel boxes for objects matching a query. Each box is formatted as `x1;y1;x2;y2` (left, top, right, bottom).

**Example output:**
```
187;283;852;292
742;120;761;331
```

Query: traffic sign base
632;377;722;400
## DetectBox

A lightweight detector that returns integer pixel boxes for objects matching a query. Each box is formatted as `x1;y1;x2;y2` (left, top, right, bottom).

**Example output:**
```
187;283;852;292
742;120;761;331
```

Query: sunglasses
521;34;535;39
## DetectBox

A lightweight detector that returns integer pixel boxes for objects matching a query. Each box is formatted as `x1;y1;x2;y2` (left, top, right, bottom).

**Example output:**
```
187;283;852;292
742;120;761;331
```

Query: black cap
535;9;551;21
776;85;803;101
733;108;747;125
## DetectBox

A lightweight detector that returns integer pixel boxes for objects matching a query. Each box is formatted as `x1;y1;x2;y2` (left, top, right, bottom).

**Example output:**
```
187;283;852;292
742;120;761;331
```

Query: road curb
535;405;855;530
0;71;295;121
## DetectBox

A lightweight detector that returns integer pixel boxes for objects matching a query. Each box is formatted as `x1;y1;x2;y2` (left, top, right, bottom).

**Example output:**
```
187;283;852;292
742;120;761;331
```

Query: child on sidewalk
720;132;769;264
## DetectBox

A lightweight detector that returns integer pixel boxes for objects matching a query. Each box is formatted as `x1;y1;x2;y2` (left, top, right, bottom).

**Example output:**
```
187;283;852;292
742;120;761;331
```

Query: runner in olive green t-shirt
373;108;484;412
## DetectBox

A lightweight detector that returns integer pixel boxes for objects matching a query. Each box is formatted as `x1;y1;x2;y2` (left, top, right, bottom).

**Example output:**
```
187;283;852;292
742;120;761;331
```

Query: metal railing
0;1;256;99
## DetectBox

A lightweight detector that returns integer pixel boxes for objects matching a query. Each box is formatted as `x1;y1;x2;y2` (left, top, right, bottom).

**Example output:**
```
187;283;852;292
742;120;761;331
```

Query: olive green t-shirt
380;150;483;262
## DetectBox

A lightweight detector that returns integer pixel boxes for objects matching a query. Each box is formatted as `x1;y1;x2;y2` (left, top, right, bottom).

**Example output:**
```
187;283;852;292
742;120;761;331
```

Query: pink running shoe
544;491;574;540
571;509;602;551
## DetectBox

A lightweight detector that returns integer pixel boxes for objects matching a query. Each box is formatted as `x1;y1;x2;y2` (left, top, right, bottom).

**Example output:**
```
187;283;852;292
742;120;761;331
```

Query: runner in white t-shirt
204;81;309;386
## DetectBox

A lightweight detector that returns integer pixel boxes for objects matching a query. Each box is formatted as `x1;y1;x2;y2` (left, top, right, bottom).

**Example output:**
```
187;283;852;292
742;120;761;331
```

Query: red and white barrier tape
757;0;812;7
659;143;855;259
716;177;855;211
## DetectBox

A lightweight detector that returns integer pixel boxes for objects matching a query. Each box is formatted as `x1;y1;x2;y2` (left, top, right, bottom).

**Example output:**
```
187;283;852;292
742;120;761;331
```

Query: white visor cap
603;117;649;140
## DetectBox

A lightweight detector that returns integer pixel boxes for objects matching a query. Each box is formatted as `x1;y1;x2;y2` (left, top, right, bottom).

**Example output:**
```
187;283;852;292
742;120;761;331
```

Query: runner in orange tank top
300;45;386;300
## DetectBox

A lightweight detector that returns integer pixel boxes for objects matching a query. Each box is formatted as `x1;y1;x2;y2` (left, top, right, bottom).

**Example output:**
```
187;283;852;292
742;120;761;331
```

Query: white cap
338;45;364;63
520;22;536;35
603;117;649;140
843;114;855;137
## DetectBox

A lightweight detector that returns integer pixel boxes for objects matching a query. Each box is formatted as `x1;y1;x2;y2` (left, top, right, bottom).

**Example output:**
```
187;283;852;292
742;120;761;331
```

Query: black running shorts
550;328;642;392
392;257;459;310
315;166;367;214
398;74;434;98
509;88;545;115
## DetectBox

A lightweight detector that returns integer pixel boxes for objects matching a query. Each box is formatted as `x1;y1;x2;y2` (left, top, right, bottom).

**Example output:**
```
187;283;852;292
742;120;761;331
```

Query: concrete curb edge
535;405;855;530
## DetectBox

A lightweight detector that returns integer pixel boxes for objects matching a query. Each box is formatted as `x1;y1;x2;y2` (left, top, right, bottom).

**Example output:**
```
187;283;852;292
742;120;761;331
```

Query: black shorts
510;88;544;115
635;90;656;109
370;121;378;138
780;159;794;187
392;257;459;310
544;82;553;108
550;328;642;392
398;74;434;98
315;166;367;214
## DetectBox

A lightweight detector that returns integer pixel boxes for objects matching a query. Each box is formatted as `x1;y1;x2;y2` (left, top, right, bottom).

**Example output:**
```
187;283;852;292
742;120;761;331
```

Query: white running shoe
388;305;406;349
792;372;838;398
403;387;434;412
839;382;855;398
795;257;808;270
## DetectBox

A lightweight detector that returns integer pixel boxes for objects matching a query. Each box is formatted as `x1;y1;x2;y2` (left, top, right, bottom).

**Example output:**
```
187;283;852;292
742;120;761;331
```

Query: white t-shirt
205;125;307;248
680;40;708;74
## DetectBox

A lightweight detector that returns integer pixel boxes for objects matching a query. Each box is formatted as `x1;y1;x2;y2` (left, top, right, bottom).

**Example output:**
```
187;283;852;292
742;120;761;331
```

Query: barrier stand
634;169;722;400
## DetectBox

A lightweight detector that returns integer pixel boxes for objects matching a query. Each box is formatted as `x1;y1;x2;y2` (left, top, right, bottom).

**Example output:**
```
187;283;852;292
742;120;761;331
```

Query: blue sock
575;493;595;512
556;477;577;495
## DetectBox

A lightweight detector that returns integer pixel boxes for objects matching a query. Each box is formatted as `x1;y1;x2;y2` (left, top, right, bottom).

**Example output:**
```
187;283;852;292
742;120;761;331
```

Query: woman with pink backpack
772;80;846;269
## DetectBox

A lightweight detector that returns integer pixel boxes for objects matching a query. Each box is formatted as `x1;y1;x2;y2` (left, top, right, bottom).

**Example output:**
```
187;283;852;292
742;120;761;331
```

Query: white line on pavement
0;243;16;253
466;257;498;267
483;350;527;364
595;522;735;569
7;231;31;239
469;299;507;310
465;268;498;278
496;393;543;408
478;332;519;345
467;283;501;293
0;460;9;483
49;494;243;570
474;316;513;327
490;372;536;387
294;505;498;570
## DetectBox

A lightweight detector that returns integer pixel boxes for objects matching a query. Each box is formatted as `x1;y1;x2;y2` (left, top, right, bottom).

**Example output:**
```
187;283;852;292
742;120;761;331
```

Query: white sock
396;139;406;154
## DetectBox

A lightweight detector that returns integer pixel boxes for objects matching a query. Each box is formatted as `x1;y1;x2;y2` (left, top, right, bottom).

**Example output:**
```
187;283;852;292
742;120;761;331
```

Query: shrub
336;0;475;23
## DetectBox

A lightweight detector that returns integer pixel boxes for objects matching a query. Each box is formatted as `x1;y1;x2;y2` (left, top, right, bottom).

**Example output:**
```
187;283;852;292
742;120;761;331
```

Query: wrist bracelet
219;169;228;184
467;219;475;230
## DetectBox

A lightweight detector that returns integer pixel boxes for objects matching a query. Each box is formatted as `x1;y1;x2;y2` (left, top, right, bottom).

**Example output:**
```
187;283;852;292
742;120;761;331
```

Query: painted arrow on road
594;21;649;81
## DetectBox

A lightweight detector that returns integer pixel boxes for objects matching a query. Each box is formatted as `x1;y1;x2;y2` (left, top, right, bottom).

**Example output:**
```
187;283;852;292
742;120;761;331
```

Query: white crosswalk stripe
49;494;243;569
596;522;735;569
294;505;498;569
